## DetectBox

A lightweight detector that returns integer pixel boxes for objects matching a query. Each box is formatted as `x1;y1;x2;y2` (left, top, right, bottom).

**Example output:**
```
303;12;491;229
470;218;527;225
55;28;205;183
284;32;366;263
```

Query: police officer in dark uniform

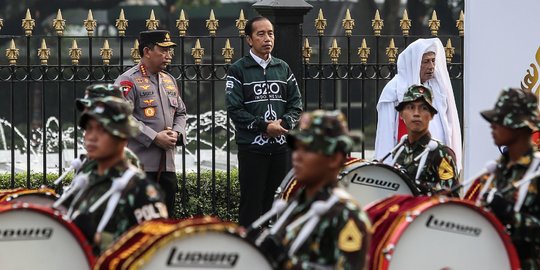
392;84;459;195
76;83;140;168
479;88;540;269
115;30;187;215
70;96;168;255
256;110;371;269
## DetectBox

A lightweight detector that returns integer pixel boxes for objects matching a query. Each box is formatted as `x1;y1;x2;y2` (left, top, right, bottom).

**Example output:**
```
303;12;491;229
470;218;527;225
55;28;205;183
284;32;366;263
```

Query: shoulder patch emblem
438;157;455;180
338;219;362;252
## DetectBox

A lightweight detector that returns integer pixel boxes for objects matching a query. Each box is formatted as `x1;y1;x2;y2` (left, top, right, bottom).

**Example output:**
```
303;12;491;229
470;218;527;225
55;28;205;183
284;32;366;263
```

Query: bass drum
366;195;520;270
339;161;421;208
94;216;273;270
0;203;94;269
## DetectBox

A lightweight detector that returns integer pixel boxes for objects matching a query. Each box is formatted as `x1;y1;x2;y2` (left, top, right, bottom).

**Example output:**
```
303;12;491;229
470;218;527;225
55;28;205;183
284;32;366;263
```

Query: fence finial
0;18;3;31
84;10;97;36
146;9;159;30
358;38;370;64
100;39;112;65
116;9;128;37
206;10;219;36
176;10;189;37
131;39;141;64
192;39;204;65
445;39;455;64
400;9;411;36
315;9;326;36
428;10;440;36
236;9;247;37
372;10;384;36
38;39;51;65
329;38;341;64
456;10;464;37
222;39;234;64
53;9;66;36
386;38;398;64
6;39;19;65
69;40;82;65
22;9;35;36
303;38;312;64
342;9;355;37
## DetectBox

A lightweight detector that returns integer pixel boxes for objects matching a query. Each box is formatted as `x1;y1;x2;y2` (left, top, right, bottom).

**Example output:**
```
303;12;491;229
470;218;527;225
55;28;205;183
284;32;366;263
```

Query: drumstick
250;199;288;229
380;135;408;163
414;140;438;183
54;158;84;185
53;172;89;209
287;194;340;256
89;167;137;213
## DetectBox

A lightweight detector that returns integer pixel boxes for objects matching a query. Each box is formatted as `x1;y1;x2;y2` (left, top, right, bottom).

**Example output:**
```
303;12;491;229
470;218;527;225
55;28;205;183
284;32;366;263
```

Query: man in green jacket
225;16;303;227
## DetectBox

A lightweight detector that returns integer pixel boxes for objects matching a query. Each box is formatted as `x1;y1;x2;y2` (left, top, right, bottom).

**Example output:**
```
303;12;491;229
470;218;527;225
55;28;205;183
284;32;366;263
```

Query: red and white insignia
120;81;134;97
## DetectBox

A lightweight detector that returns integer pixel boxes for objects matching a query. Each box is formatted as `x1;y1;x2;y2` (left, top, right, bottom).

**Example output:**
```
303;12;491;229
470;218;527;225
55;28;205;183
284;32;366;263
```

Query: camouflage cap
287;110;363;156
76;84;124;112
395;84;438;114
79;96;139;139
481;88;540;131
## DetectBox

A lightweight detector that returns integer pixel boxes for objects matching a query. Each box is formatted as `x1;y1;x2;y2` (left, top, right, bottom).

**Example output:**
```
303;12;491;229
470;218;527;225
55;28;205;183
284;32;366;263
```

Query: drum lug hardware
383;244;395;261
405;210;420;222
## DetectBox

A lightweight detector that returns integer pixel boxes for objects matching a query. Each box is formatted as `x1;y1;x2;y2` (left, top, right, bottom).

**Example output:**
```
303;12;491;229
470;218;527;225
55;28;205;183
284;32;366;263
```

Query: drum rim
130;220;274;269
0;188;58;202
370;196;520;270
342;161;421;196
0;202;95;266
94;217;215;269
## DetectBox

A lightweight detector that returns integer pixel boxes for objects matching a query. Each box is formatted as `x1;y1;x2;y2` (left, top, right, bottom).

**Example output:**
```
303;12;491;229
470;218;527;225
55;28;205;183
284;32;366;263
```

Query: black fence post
252;0;313;81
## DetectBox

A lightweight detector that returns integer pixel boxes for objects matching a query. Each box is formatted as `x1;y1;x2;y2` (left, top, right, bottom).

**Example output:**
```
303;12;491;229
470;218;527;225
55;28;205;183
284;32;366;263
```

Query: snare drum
0;188;61;209
340;161;420;208
0;203;94;269
94;216;273;270
366;195;520;270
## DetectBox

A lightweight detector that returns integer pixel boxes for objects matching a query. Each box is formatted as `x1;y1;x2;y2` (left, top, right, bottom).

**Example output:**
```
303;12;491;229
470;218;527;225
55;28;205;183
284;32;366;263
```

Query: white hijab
375;38;462;171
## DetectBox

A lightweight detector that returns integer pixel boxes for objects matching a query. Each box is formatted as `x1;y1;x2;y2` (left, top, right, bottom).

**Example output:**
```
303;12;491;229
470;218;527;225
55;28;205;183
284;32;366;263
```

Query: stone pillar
252;0;313;80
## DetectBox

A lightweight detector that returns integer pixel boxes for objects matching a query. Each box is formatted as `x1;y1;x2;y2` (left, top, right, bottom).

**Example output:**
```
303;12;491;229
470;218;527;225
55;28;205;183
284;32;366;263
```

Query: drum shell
366;195;521;270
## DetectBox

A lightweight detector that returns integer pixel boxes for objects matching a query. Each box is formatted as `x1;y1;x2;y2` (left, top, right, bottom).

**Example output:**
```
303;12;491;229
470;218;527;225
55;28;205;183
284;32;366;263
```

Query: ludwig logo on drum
349;173;400;191
425;215;482;236
167;247;239;268
0;227;53;241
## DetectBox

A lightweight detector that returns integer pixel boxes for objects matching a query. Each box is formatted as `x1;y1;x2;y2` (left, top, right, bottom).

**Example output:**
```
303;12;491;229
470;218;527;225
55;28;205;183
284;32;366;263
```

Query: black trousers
146;171;178;216
238;150;291;227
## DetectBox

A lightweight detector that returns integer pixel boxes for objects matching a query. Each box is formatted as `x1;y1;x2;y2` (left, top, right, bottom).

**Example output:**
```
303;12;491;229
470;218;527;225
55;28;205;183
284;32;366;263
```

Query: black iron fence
0;3;463;217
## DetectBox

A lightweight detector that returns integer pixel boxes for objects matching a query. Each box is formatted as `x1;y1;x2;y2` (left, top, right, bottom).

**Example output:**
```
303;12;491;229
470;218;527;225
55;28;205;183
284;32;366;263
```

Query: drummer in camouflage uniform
70;96;168;255
76;83;141;169
391;84;459;196
257;110;372;269
479;88;540;269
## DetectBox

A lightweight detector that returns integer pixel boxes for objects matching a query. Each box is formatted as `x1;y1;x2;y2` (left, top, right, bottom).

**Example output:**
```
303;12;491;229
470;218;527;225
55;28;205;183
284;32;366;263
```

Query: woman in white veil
374;38;462;171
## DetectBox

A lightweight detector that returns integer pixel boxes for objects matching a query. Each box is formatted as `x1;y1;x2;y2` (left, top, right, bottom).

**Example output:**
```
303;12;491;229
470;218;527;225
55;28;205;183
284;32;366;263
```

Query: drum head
369;197;520;270
142;228;272;270
95;217;273;270
341;162;417;207
0;204;93;269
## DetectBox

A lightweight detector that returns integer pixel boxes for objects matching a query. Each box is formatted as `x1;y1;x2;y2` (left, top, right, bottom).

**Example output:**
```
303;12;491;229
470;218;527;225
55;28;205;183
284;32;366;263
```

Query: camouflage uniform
76;83;141;168
115;30;187;214
260;110;371;270
479;88;540;269
70;97;168;255
393;85;459;195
